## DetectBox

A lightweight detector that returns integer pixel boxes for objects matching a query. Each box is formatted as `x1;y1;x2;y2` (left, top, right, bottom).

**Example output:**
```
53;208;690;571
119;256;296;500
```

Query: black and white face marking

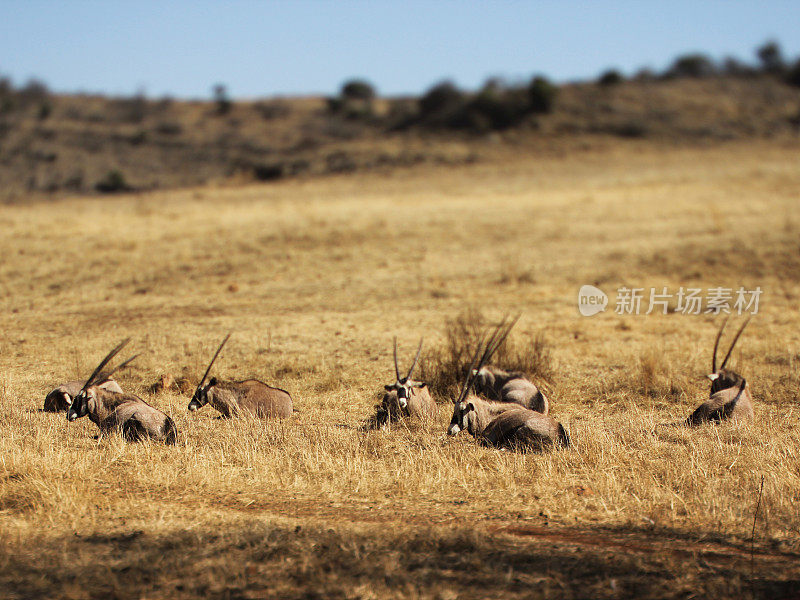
67;390;90;422
188;378;215;412
384;379;425;409
707;368;744;395
447;400;473;436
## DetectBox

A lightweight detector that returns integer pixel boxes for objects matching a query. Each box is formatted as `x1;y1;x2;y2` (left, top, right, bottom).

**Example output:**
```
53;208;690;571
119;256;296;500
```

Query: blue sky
1;1;798;99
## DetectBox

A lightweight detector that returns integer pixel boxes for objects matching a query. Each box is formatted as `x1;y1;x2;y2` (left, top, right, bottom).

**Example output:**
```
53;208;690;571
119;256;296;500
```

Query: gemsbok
374;337;435;429
686;317;754;425
470;316;549;414
187;333;293;418
448;323;570;451
44;378;122;412
66;339;177;444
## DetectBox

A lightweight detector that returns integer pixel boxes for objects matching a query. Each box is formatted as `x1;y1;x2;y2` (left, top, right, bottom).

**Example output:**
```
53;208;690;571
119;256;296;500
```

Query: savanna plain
1;140;800;599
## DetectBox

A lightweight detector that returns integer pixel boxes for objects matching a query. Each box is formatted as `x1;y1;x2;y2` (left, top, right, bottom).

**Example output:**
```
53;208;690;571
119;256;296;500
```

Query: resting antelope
375;337;435;428
470;317;549;414
187;333;293;418
448;323;569;451
686;317;754;425
44;378;122;412
66;339;177;444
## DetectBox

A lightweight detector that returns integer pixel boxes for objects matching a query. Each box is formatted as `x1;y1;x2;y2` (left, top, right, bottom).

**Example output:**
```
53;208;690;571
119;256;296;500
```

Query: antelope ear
413;381;426;388
384;384;393;391
707;373;719;381
466;402;475;412
209;377;218;386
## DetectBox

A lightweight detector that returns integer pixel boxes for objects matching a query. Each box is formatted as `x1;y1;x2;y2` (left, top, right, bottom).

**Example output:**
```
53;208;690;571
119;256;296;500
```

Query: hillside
1;75;799;202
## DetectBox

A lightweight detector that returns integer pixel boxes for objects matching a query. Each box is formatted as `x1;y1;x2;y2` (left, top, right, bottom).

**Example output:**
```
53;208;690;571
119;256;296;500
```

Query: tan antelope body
686;318;754;426
448;318;569;451
44;379;122;412
374;337;435;429
70;387;177;443
188;334;293;419
191;378;293;418
480;406;570;450
687;378;752;425
66;340;177;444
472;365;549;414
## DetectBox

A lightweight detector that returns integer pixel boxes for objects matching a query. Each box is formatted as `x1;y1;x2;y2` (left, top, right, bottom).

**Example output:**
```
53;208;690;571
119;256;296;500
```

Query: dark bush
418;81;465;120
756;40;785;74
213;84;231;115
666;53;716;78
341;79;375;101
253;163;284;181
419;308;554;399
95;170;131;193
460;84;530;131
527;76;557;113
598;69;623;86
328;80;375;120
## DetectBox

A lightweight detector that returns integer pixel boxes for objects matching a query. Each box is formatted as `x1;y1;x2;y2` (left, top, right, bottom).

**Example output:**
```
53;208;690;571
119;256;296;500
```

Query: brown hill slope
1;75;798;201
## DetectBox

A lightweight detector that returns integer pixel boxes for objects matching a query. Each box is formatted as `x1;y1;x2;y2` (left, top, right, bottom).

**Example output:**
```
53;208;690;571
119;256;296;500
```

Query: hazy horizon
2;0;799;100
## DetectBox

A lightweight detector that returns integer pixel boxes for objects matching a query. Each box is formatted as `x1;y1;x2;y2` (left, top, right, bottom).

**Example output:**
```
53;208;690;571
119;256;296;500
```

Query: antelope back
500;379;549;414
196;379;293;418
481;408;568;451
107;401;178;443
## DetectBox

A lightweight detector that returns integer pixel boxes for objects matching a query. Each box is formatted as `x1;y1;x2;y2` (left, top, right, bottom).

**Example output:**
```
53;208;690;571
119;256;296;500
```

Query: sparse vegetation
527;75;558;113
3;39;800;200
756;40;786;74
665;53;717;78
212;83;232;115
1;142;800;597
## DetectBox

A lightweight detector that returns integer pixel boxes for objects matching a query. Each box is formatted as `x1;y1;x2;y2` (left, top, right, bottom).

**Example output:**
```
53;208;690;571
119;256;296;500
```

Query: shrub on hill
597;69;624;86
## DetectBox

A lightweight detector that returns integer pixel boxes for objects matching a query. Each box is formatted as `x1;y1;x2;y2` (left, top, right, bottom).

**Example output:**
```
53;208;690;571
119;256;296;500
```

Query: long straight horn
393;336;400;381
456;333;487;405
198;332;231;388
406;337;424;380
97;353;140;384
720;316;752;370
81;338;131;392
711;316;729;373
487;314;520;363
479;315;509;367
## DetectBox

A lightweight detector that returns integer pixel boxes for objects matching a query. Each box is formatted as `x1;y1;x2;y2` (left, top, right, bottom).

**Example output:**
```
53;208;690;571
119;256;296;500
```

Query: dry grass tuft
420;309;554;398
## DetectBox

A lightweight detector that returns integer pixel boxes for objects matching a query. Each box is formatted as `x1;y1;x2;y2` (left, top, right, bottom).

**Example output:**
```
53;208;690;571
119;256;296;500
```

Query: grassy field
1;139;800;599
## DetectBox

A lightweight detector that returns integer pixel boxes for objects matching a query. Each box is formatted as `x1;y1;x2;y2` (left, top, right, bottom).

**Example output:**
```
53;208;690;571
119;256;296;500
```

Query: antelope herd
45;316;755;451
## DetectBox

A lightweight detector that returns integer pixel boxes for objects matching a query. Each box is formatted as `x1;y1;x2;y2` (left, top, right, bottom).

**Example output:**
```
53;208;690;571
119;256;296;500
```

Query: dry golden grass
1;140;800;599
